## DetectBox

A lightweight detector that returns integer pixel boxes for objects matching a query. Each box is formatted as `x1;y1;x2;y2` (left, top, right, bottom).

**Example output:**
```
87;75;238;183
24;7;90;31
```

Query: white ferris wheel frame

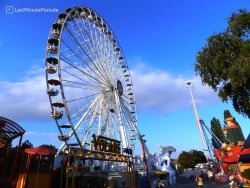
45;6;142;156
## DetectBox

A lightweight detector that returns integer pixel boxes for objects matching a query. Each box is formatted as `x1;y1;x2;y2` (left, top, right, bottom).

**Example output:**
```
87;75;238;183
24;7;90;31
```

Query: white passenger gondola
46;88;59;96
45;66;57;74
51;109;63;119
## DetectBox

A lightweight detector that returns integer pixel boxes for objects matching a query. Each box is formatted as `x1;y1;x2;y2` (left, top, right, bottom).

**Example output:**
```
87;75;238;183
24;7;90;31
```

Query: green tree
210;117;224;149
177;151;195;169
224;110;232;119
39;144;57;149
192;150;207;164
177;150;207;169
195;9;250;118
20;139;33;151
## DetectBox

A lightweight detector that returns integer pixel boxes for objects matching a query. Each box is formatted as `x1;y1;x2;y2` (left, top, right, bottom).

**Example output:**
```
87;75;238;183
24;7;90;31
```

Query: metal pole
140;139;150;188
186;81;209;161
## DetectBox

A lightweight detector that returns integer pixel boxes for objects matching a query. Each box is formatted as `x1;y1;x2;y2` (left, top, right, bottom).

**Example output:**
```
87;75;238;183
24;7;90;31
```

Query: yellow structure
16;173;53;188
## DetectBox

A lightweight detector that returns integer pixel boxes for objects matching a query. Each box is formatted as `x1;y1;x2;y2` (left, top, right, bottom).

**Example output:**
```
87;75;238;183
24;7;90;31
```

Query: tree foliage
192;150;207;164
224;109;232;119
210;117;224;149
20;139;33;150
39;144;57;149
177;150;207;169
195;9;250;118
177;151;195;169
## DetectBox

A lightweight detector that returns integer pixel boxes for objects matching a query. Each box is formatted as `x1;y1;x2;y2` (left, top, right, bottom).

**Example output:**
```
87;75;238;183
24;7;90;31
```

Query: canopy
24;147;57;156
0;116;25;142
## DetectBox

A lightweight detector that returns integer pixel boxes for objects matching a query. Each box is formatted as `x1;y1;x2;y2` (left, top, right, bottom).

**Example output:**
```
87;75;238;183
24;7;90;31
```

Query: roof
0;116;25;143
25;147;57;156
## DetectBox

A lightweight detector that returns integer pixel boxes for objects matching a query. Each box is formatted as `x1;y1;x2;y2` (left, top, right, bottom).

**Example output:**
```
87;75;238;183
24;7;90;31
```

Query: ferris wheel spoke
60;55;105;85
74;17;108;61
61;79;101;90
76;20;114;82
60;79;110;103
72;16;119;88
66;92;103;103
113;92;129;148
73;95;100;129
60;69;98;88
60;39;108;86
60;68;105;93
73;18;100;59
60;41;110;88
56;95;101;152
81;100;102;146
63;25;111;86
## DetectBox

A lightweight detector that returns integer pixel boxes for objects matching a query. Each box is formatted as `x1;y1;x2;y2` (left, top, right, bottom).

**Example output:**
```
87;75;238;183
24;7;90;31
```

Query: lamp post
185;81;209;161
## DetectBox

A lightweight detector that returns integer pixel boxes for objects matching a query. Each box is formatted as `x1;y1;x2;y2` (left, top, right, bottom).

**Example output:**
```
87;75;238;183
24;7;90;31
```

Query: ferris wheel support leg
140;140;150;186
120;125;128;148
56;143;66;157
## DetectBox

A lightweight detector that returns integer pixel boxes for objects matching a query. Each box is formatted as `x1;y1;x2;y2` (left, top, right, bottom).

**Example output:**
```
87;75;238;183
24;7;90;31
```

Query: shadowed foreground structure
0;116;25;187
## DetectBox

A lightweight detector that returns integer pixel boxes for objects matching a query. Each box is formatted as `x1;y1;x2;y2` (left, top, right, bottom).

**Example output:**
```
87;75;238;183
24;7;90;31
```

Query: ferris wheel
45;6;139;156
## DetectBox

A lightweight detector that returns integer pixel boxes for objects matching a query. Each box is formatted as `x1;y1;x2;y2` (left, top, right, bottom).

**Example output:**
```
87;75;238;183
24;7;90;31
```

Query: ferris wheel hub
117;80;123;96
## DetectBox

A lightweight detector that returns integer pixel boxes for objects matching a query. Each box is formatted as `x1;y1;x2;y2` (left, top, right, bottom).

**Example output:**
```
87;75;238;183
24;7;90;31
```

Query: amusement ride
186;81;250;186
45;5;157;187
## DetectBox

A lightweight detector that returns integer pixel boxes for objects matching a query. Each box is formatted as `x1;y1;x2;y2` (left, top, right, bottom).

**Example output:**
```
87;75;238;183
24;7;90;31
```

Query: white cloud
0;67;50;122
0;58;224;150
130;59;220;115
0;59;220;123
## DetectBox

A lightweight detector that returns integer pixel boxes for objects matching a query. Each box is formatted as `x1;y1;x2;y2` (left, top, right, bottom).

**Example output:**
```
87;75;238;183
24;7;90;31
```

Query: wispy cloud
130;59;219;115
0;67;50;122
0;58;222;150
0;59;219;122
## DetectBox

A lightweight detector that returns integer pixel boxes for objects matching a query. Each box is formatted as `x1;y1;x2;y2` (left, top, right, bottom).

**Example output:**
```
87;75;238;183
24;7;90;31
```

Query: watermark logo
6;6;14;14
5;6;59;14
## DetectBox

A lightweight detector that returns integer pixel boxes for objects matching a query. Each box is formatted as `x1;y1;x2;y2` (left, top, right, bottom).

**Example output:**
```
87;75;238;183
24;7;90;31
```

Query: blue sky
0;0;250;158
